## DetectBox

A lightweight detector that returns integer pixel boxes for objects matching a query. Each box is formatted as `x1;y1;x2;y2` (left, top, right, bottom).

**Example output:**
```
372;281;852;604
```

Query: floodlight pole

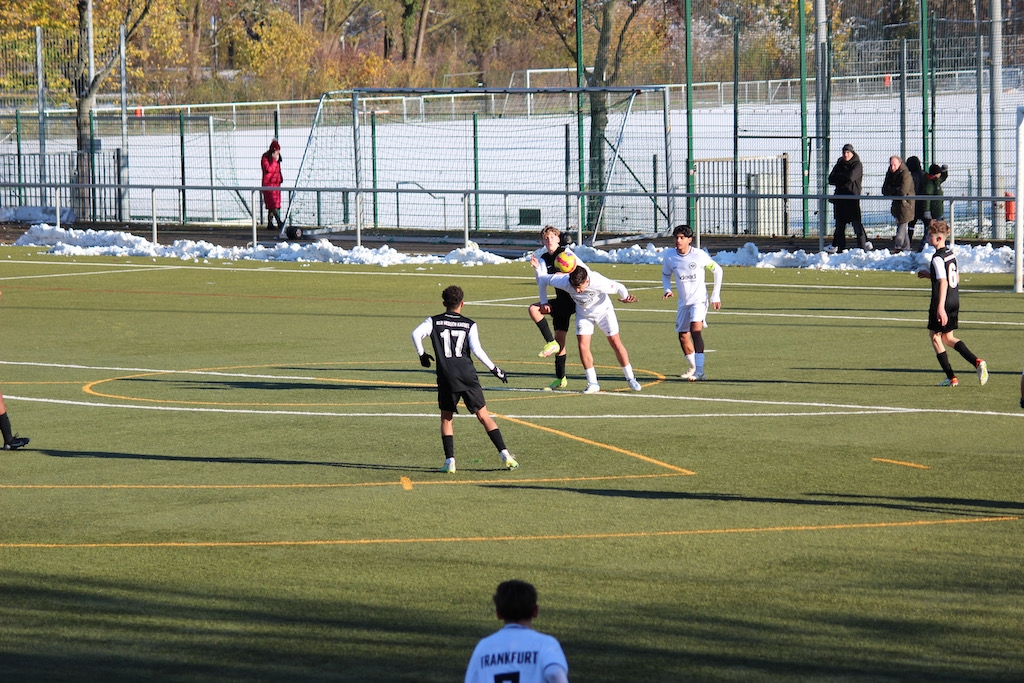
575;0;586;238
1016;107;1023;293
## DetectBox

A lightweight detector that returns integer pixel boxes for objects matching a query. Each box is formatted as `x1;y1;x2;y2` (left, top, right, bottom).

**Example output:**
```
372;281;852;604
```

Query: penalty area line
494;413;694;475
3;517;1015;549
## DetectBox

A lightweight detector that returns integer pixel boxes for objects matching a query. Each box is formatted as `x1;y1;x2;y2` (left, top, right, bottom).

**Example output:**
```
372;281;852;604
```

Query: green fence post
15;110;24;204
179;111;186;224
371;111;378;229
89;110;97;221
473;112;480;231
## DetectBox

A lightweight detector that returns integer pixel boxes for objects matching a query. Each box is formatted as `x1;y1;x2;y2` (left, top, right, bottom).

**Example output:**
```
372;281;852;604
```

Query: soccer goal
287;87;677;242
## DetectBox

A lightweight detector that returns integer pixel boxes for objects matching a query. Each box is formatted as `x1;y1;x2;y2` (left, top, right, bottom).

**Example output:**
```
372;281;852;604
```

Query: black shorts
928;307;959;333
438;382;487;414
550;294;576;333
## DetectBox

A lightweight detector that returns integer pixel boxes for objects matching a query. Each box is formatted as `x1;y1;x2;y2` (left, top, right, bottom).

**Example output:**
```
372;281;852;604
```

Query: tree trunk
585;2;615;233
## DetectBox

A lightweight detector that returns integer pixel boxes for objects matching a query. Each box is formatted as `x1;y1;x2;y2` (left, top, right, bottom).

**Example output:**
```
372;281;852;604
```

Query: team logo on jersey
688;261;698;270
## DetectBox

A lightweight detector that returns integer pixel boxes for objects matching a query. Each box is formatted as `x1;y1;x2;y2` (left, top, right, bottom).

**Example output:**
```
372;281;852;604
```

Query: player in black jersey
412;285;519;473
527;226;578;390
1;389;30;450
916;220;988;387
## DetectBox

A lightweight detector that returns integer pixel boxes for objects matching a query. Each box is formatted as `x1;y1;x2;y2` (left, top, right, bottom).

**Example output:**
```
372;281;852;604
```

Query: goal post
289;87;676;242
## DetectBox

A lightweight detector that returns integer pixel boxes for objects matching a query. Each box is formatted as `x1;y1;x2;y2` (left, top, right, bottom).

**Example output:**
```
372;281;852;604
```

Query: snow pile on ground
10;223;1019;273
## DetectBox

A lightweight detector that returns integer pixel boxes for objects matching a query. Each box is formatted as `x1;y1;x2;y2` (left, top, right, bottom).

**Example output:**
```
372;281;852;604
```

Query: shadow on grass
38;449;439;473
480;485;1022;518
0;570;473;682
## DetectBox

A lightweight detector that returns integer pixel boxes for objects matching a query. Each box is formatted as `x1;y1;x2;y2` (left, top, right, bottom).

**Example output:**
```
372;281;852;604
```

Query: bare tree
535;0;645;232
73;0;154;219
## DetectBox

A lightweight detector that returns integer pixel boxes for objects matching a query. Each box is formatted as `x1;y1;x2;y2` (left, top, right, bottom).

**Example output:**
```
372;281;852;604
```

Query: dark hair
493;580;537;622
568;265;589;288
442;285;464;309
672;224;694;238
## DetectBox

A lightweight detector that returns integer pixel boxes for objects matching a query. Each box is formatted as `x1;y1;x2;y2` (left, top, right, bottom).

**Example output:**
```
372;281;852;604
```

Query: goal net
288;87;676;240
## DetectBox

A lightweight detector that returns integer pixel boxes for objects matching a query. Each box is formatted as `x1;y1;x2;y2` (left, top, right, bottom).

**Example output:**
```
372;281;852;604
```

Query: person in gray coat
882;155;915;252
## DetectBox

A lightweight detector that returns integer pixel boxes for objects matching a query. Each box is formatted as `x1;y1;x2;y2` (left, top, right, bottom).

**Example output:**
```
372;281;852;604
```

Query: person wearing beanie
0;390;30;450
826;143;869;253
261;139;285;237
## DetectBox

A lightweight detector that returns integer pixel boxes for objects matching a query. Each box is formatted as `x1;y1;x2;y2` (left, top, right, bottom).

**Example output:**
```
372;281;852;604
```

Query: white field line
469;299;1024;327
4;360;1024;419
4;258;1006;293
0;267;184;281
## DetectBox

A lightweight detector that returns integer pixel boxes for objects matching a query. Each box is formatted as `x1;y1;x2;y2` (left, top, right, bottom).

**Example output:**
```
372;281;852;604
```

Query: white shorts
675;301;709;332
577;307;619;337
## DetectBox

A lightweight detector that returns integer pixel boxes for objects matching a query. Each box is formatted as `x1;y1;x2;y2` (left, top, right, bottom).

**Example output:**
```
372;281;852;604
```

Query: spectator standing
882;155;915;252
905;156;925;248
826;143;868;252
915;163;949;251
261;139;285;237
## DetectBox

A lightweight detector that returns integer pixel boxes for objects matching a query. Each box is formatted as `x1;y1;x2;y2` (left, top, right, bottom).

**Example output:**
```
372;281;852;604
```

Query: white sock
585;367;598;384
685;353;696;371
621;364;635;381
695;353;705;374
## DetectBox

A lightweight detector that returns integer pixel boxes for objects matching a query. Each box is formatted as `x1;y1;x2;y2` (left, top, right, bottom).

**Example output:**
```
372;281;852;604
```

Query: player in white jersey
532;255;641;394
661;225;723;381
465;580;569;683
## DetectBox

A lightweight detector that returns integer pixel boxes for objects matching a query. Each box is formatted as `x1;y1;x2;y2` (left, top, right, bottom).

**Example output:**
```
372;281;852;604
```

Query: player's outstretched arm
619;294;638;303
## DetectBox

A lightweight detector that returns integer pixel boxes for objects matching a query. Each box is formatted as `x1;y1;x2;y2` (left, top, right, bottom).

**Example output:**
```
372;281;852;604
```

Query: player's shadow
38;449;439;473
481;485;1021;517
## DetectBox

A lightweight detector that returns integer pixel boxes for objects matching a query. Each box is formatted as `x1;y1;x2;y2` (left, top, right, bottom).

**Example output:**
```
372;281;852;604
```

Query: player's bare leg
607;333;641;391
577;334;601;393
678;328;696;379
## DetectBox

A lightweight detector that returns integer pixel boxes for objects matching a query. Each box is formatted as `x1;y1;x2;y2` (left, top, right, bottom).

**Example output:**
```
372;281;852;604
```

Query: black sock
0;413;12;444
937;351;955;379
442;435;454;460
486;428;507;453
536;319;554;343
953;341;978;367
555;354;566;379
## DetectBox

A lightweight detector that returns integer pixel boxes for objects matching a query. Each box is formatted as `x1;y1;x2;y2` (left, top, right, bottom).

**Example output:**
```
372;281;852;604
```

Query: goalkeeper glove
491;366;508;383
419;353;433;368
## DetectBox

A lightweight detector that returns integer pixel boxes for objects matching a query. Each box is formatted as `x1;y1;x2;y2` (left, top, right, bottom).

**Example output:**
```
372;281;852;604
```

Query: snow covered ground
7;223;1019;273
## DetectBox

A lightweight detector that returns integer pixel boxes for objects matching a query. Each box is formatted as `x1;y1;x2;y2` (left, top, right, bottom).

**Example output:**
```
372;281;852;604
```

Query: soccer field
1;251;1022;681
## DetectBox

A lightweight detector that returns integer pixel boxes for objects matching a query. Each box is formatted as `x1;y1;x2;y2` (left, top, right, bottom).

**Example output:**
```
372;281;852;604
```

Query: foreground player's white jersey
535;266;628;321
465;624;569;683
661;247;723;306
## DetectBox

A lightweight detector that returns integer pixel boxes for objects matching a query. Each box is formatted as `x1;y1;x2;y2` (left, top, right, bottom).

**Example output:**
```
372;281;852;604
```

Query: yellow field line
1;517;1014;549
873;458;931;469
495;413;695;475
0;472;690;490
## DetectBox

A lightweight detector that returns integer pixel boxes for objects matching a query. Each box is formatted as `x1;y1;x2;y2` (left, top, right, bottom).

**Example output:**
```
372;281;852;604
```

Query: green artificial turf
1;249;1022;681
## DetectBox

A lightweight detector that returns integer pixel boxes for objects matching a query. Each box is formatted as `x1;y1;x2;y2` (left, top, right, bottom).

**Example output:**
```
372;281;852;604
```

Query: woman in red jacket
261;139;284;235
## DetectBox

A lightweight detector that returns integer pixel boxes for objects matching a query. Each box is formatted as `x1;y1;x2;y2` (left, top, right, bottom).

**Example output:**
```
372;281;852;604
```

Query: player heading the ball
531;255;641;394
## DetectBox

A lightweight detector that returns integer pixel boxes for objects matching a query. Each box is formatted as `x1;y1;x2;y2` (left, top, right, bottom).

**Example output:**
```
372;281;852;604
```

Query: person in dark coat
915;163;949;251
261;139;284;235
827;143;869;252
905;156;925;247
882;155;915;252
